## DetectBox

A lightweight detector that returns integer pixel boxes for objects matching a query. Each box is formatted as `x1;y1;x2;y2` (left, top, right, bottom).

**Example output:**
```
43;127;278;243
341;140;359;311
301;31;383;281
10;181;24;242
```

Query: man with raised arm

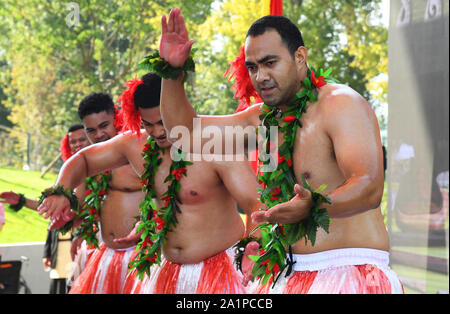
38;73;262;294
38;93;144;294
157;8;403;294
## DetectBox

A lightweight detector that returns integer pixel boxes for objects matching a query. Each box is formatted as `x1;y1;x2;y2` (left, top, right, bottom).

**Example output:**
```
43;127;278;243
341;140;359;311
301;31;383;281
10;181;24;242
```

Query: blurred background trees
0;0;388;169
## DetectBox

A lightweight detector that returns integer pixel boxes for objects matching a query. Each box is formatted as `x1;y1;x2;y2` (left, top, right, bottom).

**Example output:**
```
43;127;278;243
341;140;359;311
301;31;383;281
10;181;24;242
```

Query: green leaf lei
38;185;79;235
73;172;112;249
129;137;192;279
239;67;336;287
137;49;196;82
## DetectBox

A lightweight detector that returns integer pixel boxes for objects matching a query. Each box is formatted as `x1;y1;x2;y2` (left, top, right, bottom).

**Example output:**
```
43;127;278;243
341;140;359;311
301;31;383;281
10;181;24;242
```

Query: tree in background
0;0;388;168
0;0;213;167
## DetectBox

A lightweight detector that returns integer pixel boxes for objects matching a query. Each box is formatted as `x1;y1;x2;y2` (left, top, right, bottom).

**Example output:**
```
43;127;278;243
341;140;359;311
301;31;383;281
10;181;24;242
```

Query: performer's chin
156;137;170;148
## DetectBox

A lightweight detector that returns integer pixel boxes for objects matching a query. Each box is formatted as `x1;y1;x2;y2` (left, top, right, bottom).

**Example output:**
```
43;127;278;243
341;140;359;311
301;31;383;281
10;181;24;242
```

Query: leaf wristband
137;49;196;82
233;236;262;273
38;185;79;235
9;193;26;212
38;185;79;215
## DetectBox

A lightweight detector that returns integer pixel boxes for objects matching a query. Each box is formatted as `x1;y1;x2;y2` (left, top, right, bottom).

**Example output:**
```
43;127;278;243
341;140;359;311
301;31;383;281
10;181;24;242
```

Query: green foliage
0;0;213;152
0;166;57;243
0;0;387;162
138;49;196;81
73;172;111;248
284;0;388;110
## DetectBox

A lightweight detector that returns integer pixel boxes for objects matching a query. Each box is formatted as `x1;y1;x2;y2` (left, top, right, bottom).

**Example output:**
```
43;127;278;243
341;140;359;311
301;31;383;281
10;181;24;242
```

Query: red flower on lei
172;168;187;181
278;155;292;167
154;217;165;230
282;116;297;123
311;70;327;89
270;187;281;200
161;195;171;208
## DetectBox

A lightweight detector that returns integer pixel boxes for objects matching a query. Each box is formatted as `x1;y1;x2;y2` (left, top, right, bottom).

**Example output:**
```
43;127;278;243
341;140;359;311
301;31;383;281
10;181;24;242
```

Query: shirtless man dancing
156;9;403;294
39;93;144;294
38;73;261;294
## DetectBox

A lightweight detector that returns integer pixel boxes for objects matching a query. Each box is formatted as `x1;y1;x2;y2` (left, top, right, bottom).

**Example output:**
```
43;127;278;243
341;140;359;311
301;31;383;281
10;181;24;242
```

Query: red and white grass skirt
69;243;142;294
136;247;246;294
249;248;404;294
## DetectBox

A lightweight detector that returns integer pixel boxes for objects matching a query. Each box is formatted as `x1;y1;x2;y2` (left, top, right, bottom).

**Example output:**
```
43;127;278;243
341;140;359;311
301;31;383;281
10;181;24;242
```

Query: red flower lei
241;67;335;287
73;171;112;248
129;137;192;278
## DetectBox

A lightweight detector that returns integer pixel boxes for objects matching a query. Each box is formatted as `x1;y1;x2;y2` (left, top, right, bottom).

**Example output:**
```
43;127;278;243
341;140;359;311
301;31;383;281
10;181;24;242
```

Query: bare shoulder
242;103;264;126
318;83;376;121
226;103;263;127
111;130;149;155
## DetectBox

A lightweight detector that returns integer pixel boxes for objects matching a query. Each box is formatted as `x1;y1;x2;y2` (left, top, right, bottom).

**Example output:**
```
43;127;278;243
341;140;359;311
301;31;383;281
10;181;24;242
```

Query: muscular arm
162;76;260;155
159;9;259;154
38;134;132;219
323;88;384;218
214;159;264;237
55;139;128;189
255;86;385;224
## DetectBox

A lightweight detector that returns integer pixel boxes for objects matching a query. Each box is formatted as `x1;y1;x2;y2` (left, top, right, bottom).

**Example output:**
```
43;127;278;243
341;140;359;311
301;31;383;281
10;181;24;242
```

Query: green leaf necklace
129;137;192;279
238;66;335;287
74;172;112;249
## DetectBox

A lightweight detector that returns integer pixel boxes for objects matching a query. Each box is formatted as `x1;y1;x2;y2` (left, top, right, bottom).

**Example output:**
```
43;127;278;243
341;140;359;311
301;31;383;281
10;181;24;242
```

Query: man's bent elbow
367;181;384;210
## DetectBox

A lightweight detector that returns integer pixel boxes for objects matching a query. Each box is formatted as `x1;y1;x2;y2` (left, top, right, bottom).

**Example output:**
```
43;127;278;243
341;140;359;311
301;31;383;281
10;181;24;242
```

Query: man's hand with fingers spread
252;184;312;224
160;8;195;68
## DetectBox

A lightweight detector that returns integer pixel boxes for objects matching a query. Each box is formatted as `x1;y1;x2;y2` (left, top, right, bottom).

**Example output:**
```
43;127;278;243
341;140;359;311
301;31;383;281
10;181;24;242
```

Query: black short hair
78;93;115;120
67;124;84;133
133;73;162;109
247;15;305;57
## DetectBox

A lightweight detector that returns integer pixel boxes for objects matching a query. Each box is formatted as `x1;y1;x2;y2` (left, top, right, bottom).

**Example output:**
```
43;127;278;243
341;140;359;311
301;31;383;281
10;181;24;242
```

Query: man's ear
294;46;308;68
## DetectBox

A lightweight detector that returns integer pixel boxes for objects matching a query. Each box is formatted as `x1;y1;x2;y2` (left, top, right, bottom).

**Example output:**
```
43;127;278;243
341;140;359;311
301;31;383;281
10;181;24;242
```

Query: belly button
303;172;311;179
190;191;198;196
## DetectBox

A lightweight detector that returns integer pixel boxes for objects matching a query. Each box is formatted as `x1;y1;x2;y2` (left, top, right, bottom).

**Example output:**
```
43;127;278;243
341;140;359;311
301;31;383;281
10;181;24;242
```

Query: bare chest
109;165;142;192
278;112;340;190
153;155;221;205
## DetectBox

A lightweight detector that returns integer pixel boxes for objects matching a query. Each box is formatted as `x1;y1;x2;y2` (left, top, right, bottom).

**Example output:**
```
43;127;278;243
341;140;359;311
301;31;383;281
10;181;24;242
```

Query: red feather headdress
224;46;262;113
113;106;124;133
225;46;264;174
59;134;72;162
117;77;144;137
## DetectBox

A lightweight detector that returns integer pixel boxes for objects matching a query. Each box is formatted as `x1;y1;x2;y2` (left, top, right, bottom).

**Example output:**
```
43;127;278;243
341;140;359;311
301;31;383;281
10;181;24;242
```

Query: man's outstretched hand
252;184;313;224
113;222;142;247
160;8;194;68
0;191;20;206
